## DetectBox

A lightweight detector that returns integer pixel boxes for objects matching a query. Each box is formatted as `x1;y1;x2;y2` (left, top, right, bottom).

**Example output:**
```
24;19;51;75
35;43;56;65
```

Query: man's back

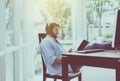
40;35;72;75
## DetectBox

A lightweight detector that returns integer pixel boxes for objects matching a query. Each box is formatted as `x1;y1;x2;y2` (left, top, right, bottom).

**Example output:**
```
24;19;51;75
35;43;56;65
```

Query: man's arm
53;56;62;65
53;48;73;65
41;41;63;65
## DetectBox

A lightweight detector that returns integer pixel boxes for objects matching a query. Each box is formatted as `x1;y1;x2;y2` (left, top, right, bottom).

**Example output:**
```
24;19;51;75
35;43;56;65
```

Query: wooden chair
38;33;82;81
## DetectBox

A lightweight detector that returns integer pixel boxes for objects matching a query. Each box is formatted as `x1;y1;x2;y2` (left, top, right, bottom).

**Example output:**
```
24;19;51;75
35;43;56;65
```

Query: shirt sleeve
40;41;57;65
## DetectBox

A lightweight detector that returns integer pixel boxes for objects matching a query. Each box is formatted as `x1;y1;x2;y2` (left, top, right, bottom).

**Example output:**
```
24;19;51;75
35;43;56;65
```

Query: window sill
0;41;36;56
59;40;73;44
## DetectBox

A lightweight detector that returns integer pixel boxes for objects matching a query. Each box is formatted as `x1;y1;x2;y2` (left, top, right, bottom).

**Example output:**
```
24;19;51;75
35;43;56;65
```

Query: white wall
0;0;7;81
0;0;15;81
11;0;37;80
72;0;87;48
0;0;6;50
0;56;6;81
23;0;40;80
6;54;14;81
0;0;36;81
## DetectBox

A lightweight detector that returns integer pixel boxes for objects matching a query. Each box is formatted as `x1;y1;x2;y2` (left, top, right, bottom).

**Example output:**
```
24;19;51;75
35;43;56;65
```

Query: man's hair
46;22;60;34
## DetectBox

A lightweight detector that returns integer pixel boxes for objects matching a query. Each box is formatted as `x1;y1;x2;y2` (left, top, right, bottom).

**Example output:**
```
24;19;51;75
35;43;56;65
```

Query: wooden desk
62;50;120;81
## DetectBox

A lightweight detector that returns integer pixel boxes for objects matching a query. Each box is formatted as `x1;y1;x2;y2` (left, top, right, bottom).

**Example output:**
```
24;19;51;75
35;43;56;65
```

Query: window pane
6;1;14;46
86;0;120;42
37;0;72;40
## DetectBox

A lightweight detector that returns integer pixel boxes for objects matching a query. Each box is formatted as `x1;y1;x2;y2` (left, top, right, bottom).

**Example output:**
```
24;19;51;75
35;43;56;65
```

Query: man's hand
68;48;73;53
53;48;73;65
53;56;62;65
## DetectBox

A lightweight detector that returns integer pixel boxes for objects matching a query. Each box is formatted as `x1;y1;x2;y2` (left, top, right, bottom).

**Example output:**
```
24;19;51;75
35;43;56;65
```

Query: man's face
51;26;59;38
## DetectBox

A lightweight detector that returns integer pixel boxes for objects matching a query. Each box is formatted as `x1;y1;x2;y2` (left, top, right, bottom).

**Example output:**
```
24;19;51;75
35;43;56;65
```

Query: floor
33;66;115;81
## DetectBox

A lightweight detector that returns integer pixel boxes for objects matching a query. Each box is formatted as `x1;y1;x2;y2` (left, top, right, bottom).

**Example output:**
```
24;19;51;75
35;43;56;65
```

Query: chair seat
39;33;82;81
46;71;81;79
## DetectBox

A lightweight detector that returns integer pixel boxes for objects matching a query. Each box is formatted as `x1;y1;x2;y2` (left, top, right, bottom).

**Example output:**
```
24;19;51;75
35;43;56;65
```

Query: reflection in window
37;0;72;40
86;0;120;42
6;0;14;46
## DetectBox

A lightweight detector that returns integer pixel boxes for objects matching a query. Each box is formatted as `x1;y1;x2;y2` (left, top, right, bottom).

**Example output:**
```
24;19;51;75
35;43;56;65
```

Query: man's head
46;22;60;38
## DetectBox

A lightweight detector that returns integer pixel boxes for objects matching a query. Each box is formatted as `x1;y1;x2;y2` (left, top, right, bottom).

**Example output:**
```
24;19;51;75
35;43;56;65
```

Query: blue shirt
40;35;72;75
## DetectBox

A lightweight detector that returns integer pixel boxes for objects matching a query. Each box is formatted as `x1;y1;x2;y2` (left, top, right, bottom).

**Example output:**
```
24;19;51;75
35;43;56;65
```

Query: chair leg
43;77;46;81
78;74;81;81
54;78;57;81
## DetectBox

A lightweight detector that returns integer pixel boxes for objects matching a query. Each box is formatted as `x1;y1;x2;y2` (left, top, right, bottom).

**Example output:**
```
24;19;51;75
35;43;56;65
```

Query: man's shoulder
40;37;53;46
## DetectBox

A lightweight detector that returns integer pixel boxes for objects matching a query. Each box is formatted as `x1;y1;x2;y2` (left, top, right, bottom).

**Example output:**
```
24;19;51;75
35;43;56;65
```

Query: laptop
76;49;105;53
75;40;105;53
77;40;89;50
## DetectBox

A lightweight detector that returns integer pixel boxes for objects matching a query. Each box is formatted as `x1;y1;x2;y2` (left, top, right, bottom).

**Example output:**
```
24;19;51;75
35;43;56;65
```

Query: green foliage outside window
6;1;14;46
86;0;120;41
39;0;72;40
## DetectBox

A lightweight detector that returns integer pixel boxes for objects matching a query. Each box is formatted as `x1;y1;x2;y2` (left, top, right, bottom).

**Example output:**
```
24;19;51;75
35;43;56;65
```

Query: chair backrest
38;33;47;74
38;33;47;42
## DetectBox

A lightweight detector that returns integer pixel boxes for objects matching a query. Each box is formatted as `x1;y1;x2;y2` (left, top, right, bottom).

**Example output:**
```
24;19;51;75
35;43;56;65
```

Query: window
0;0;6;50
6;0;14;46
85;0;120;42
36;0;72;41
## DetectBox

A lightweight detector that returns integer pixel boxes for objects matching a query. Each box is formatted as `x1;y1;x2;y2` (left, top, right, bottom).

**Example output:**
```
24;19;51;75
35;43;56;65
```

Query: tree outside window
6;0;14;46
37;0;72;40
86;0;120;42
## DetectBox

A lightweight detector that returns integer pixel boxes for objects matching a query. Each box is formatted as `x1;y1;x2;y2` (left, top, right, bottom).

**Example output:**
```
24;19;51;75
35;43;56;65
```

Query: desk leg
116;63;120;81
116;69;120;81
62;56;69;81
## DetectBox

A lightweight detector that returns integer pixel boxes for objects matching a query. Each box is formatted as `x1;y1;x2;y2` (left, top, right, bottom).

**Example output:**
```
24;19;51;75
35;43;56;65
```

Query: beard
50;32;58;39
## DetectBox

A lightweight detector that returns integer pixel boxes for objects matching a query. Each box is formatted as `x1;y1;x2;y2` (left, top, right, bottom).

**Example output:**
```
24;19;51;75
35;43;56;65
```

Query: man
40;23;76;76
40;22;113;76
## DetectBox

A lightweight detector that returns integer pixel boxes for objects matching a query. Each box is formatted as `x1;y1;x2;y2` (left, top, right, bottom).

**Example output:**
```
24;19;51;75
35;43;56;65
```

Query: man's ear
46;23;51;34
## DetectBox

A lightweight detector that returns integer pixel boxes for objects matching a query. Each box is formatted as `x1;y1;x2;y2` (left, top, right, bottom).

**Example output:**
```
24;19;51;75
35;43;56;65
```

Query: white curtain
0;0;6;50
72;0;87;48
